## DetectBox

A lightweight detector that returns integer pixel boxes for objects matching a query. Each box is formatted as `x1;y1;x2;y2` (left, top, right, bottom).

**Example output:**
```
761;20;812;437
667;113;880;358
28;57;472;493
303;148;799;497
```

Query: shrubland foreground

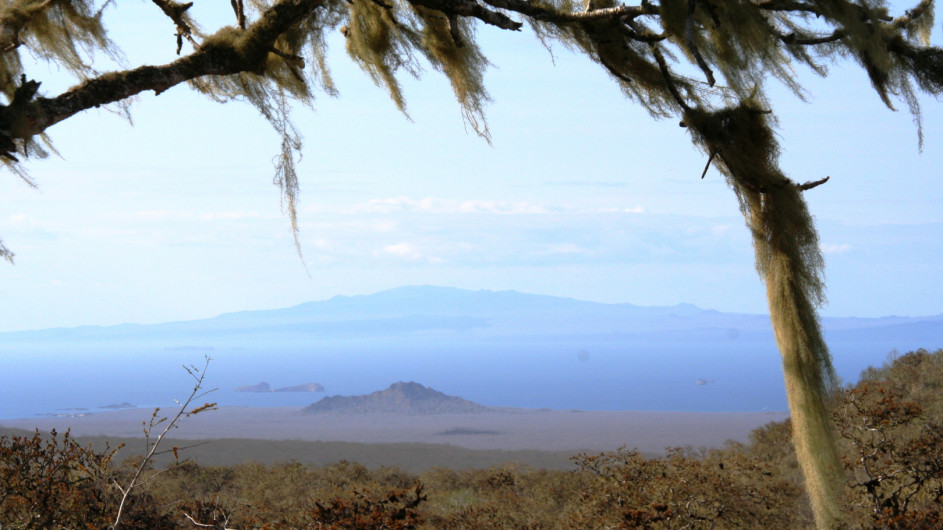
0;348;941;528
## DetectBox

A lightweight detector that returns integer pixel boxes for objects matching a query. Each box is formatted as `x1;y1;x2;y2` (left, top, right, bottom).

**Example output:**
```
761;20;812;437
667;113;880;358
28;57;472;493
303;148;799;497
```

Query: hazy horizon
3;284;943;334
2;286;937;420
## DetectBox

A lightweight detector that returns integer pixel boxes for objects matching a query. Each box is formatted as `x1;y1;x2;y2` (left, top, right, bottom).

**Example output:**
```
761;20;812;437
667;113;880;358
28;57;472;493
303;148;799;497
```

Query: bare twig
700;151;715;179
184;511;236;529
447;14;464;47
754;0;820;14
774;28;845;46
621;25;667;43
150;0;199;54
650;43;690;112
112;357;217;529
599;56;634;84
0;239;14;264
738;175;829;193
230;0;247;29
685;0;715;86
797;175;830;191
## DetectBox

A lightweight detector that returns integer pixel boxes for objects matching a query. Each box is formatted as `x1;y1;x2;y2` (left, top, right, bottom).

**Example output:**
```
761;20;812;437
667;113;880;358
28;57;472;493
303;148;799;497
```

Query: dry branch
0;0;325;148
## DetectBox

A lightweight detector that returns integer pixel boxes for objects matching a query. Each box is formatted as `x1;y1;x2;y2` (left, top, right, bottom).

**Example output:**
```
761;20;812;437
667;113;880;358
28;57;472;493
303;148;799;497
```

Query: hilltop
303;382;491;415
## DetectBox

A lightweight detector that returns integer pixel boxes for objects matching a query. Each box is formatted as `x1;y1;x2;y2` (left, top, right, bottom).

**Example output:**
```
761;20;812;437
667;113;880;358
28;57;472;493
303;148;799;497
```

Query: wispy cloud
547;180;632;188
376;242;444;263
820;243;852;254
200;211;262;221
293;204;753;270
304;196;646;216
115;210;275;222
361;197;549;215
381;242;421;259
132;210;194;221
541;243;590;255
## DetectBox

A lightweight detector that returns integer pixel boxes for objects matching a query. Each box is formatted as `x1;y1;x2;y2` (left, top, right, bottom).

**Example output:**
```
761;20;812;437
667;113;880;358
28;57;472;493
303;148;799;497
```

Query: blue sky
1;1;942;331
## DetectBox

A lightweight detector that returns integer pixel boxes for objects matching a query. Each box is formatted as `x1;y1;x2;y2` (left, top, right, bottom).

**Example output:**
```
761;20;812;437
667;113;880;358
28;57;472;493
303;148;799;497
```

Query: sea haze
1;286;940;419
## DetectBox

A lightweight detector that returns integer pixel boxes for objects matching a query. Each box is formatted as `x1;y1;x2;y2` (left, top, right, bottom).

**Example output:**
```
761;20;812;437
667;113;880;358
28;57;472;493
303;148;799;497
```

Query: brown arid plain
0;406;787;470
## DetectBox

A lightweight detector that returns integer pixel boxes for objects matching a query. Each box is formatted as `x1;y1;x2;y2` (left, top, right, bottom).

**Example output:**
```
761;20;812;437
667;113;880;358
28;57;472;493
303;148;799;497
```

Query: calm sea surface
0;338;908;419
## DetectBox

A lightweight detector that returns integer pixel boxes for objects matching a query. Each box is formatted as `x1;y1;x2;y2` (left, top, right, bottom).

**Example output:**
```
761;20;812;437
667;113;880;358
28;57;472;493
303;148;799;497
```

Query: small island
99;402;136;409
303;382;490;415
234;382;272;393
274;383;325;393
235;382;325;393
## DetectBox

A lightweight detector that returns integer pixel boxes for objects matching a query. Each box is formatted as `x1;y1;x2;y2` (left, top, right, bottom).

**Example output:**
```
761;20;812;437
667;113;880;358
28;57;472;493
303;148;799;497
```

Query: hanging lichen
0;0;119;92
527;0;698;118
344;0;422;113
684;102;844;529
188;24;322;261
411;6;491;140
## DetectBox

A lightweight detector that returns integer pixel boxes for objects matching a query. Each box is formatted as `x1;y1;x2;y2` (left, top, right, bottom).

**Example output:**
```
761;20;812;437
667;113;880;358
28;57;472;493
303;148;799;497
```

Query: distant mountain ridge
1;285;940;353
303;382;491;415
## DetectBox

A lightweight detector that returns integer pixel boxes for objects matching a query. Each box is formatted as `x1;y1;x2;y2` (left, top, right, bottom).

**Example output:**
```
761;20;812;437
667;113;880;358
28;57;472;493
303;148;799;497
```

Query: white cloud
302;197;649;216
598;205;645;214
310;238;332;249
456;200;547;214
543;243;588;254
360;197;549;215
374;242;446;263
9;213;26;222
381;242;422;260
200;211;262;221
820;243;852;254
132;210;194;221
371;220;399;233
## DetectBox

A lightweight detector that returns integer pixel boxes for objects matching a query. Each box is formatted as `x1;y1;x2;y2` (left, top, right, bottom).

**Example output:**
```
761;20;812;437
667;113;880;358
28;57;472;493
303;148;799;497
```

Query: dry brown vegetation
1;348;942;528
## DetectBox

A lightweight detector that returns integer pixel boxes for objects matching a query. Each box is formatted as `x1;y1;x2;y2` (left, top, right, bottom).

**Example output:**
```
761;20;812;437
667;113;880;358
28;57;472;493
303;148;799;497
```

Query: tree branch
775;28;845;46
481;0;655;25
754;0;820;14
1;0;325;145
409;0;523;31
